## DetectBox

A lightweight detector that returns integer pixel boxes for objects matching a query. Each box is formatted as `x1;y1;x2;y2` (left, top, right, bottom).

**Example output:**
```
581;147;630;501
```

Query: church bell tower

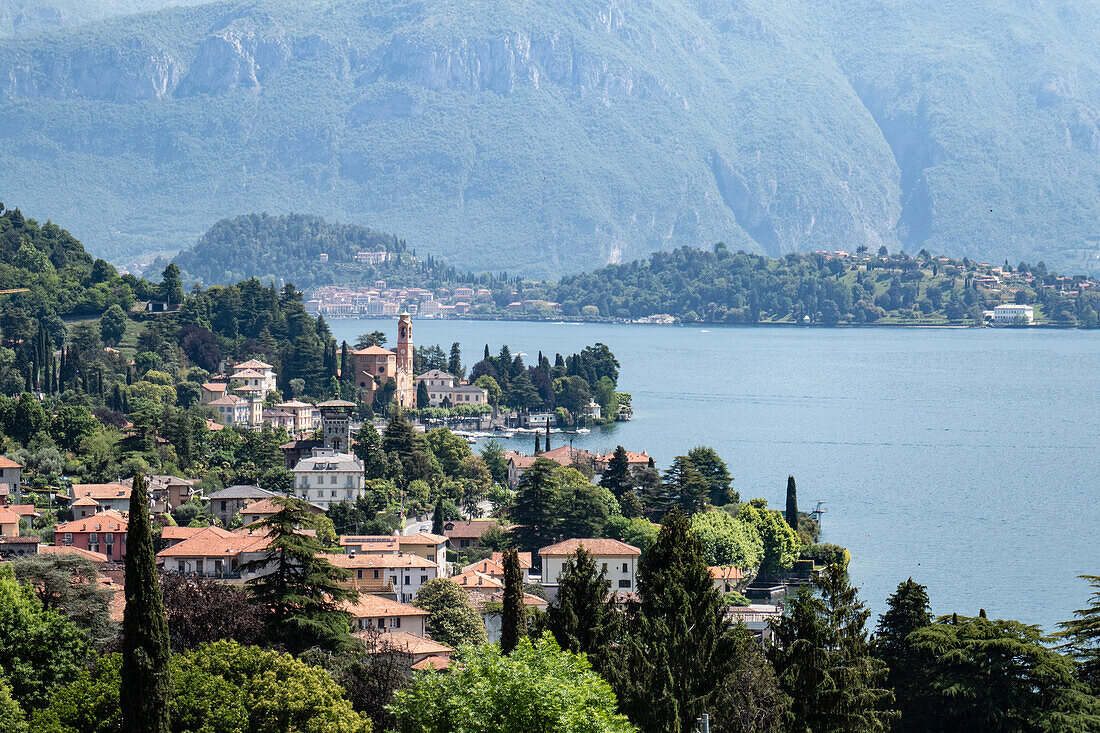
395;312;414;407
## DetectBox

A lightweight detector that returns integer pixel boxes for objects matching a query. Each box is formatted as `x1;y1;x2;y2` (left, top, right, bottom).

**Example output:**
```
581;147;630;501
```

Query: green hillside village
168;213;1100;328
0;204;1098;731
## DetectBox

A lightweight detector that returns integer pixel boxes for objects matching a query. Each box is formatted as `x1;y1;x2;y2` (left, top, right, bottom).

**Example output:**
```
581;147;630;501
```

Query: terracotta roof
0;507;21;524
240;498;285;516
462;559;505;577
201;382;228;393
205;420;225;432
411;655;452;671
362;630;453;656
400;532;448;545
234;359;274;370
0;456;22;469
442;520;504;539
156;526;268;559
464;588;549;611
229;369;265;378
343;594;429;619
275;400;314;409
70;483;131;501
508;456;539;470
539;538;641;557
37;544;109;563
710;566;745;581
6;504;38;518
350;346;395;356
452;570;503;589
491;551;533;569
71;496;99;507
161;526;218;541
325;553;438;569
56;509;128;534
596;450;652;464
208;395;246;406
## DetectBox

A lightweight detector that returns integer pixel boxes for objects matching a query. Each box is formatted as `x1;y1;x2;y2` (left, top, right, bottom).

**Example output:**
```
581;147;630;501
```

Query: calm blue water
330;319;1100;629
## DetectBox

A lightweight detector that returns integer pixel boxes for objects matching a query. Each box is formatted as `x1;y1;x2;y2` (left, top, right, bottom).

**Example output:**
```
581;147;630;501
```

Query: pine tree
685;447;734;506
657;455;709;516
874;578;932;731
1058;574;1100;694
500;549;526;655
611;509;744;733
242;498;359;653
431;498;445;536
599;445;633;500
448;342;463;379
770;564;896;732
785;475;798;530
511;459;560;553
120;473;171;733
546;546;618;672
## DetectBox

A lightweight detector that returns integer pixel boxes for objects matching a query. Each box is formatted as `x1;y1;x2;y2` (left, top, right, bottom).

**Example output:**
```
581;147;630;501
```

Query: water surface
330;319;1099;628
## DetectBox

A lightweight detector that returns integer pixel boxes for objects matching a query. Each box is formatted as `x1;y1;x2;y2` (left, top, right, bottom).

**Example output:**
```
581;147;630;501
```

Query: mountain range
1;0;1098;276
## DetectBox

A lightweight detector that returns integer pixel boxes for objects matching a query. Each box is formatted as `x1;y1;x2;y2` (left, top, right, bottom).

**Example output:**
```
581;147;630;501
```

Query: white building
992;304;1035;325
539;538;641;601
414;369;488;408
231;359;277;397
208;394;250;426
291;447;366;509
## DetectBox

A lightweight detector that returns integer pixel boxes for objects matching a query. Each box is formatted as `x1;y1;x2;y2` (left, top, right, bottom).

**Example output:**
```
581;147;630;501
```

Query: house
540;538;641;601
726;604;783;644
0;506;21;537
275;400;320;433
358;630;453;669
992;304;1035;325
69;483;132;513
442;519;506;549
414;370;488;408
239;497;322;526
291;447;366;510
200;382;228;404
55;509;128;561
71;496;100;519
339;535;400;555
506;446;597;488
156;526;273;579
490;551;535;583
0;456;23;500
229;359;277;397
208;394;250;426
593;450;654;475
207;485;280;525
160;525;213;549
262;408;296;431
395;533;449;573
122;475;199;512
326;552;441;603
344;594;429;636
710;566;746;594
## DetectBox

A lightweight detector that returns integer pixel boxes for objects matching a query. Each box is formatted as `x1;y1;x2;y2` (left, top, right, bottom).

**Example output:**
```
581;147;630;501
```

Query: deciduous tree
413;578;487;648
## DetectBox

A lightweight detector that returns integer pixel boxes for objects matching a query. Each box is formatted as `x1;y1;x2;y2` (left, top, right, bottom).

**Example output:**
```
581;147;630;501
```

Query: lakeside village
298;249;1098;327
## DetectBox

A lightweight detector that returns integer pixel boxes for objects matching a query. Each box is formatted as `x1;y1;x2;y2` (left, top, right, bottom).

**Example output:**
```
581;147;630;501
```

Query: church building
349;312;416;409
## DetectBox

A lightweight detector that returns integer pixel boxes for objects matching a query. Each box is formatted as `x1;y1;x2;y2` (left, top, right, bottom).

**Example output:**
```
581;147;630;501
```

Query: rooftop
56;509;128;534
343;594;429;619
540;538;641;557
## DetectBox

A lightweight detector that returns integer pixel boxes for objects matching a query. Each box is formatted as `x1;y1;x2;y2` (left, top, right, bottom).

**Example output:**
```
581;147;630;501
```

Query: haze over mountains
1;0;1098;276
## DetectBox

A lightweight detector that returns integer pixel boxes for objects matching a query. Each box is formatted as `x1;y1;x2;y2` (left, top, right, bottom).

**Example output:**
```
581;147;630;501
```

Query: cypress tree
785;475;798;530
544;421;551;451
500;549;526;654
120;473;171;733
431;498;445;536
534;433;541;455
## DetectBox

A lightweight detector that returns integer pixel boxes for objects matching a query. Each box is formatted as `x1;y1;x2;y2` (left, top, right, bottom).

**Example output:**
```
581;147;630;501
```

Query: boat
575;428;591;434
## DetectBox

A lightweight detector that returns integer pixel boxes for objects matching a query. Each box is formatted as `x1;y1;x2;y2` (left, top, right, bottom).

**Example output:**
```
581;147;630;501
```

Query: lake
329;318;1099;629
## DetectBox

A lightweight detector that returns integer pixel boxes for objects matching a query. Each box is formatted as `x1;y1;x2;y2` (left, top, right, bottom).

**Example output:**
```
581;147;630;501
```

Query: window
106;533;114;543
389;617;400;629
330;475;338;485
89;532;98;543
63;533;72;545
619;579;631;588
390;575;397;587
331;490;337;497
196;560;204;574
373;569;380;579
357;569;363;579
178;561;185;573
404;575;411;585
427;553;435;562
220;500;227;511
377;617;385;628
622;563;628;573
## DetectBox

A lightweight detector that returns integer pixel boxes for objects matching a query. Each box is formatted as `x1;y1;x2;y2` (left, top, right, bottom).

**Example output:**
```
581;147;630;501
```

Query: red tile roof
442;520;504;539
38;544;109;563
55;509;128;534
490;551;533;569
156;526;267;559
452;570;503;589
70;483;131;501
539;538;641;557
343;594;429;619
0;457;22;469
709;566;745;581
410;655;452;671
399;532;448;545
326;553;438;569
361;630;453;656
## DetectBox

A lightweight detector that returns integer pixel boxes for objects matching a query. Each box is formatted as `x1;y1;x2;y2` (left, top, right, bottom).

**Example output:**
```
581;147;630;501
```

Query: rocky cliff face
0;0;1096;274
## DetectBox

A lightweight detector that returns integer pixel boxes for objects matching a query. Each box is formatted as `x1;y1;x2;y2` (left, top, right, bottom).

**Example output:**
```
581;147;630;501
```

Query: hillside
1;0;1098;275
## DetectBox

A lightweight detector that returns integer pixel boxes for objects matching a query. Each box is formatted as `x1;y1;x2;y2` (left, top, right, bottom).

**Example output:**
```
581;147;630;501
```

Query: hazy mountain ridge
0;0;1097;275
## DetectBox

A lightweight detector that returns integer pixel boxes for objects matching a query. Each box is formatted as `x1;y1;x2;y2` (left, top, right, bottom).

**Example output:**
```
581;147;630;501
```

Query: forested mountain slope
1;0;1097;275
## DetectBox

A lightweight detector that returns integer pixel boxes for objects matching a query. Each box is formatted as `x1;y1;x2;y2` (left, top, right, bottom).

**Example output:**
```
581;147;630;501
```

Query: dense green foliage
11;554;113;643
500;549;527;655
32;642;371;733
0;565;90;710
1058;575;1100;695
3;1;1100;275
546;547;619;673
413;579;488;649
389;634;635;733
